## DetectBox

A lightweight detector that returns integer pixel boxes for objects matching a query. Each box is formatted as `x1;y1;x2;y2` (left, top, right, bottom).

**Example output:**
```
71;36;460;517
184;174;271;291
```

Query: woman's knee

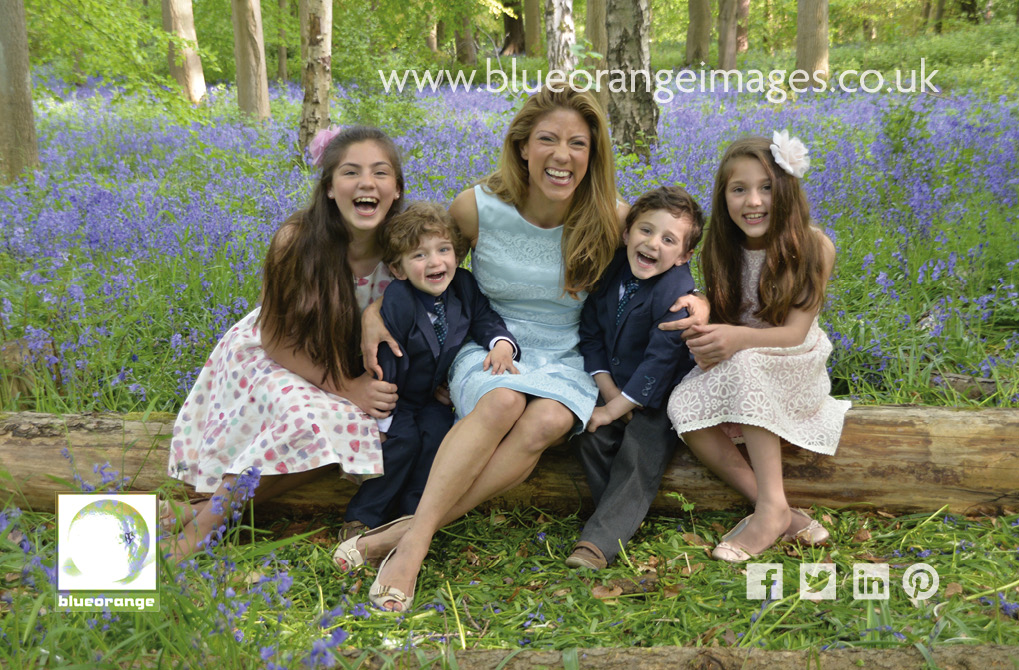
519;401;575;449
475;388;526;428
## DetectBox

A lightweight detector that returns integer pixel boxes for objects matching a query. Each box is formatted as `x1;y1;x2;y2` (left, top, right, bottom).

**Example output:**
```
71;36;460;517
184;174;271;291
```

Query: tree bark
426;20;438;52
501;0;526;55
231;0;272;120
960;0;980;22
3;407;1018;516
525;0;542;57
717;0;738;70
796;0;828;80
436;20;447;48
685;0;710;65
455;15;477;65
736;0;750;53
298;0;308;61
544;0;577;72
862;18;876;41
297;0;330;153
605;0;657;158
933;0;946;31
278;0;288;80
921;0;931;30
585;0;608;114
161;0;207;104
0;0;39;181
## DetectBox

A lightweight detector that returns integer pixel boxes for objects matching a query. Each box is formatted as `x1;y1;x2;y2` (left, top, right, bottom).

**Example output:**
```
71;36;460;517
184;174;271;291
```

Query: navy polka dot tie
616;278;640;325
433;297;447;347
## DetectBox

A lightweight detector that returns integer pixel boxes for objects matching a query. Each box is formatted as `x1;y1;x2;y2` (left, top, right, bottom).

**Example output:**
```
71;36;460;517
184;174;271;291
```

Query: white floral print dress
667;248;850;454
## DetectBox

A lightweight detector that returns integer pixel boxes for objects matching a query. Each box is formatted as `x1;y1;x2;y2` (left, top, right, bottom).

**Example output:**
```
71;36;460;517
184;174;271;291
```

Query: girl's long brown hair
484;87;620;298
259;127;405;388
703;136;828;327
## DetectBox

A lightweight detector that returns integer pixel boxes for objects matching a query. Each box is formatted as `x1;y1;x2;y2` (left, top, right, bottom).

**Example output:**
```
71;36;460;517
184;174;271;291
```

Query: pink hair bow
307;126;342;167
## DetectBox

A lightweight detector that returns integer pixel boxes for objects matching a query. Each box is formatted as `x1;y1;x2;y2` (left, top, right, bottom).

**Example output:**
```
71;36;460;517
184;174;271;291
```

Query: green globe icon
67;499;150;584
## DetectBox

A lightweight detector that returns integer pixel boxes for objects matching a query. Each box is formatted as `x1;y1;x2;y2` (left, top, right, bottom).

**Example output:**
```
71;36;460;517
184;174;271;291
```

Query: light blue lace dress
448;185;598;430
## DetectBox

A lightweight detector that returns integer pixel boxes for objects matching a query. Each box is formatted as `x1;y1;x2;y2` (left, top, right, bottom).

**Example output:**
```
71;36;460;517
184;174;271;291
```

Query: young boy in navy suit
567;186;704;569
341;202;519;536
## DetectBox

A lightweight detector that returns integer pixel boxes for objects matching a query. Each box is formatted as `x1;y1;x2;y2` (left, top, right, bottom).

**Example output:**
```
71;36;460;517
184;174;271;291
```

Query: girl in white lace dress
165;127;404;558
667;132;850;563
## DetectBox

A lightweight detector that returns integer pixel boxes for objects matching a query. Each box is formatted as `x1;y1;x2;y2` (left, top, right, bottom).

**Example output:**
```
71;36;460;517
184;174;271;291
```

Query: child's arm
587;391;638;432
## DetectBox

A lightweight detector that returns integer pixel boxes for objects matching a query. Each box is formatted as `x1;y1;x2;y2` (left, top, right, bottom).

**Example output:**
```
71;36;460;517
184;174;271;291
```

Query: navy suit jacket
378;267;519;410
579;248;696;409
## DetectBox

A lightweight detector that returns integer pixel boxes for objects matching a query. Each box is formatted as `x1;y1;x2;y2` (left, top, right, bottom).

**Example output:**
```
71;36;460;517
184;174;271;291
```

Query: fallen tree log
1;407;1017;516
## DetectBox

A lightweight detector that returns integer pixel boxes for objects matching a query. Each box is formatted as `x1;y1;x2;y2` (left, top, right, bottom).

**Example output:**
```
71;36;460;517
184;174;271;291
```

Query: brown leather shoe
565;541;608;570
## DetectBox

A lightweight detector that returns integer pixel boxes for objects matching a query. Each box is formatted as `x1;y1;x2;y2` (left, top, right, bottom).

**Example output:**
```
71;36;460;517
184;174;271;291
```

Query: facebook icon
747;563;783;600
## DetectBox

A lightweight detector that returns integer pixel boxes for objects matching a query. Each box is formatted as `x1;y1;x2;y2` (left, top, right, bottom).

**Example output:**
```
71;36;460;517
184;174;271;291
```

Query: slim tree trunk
736;0;750;53
796;0;828;80
426;20;438;52
455;16;477;65
162;0;207;104
231;0;272;120
933;0;946;33
605;0;657;158
685;0;710;65
278;0;288;80
436;20;447;47
921;0;931;30
298;0;308;61
297;0;330;152
717;0;737;70
0;0;39;181
545;0;576;71
525;0;542;56
586;0;608;112
763;0;772;52
862;18;876;41
501;0;526;54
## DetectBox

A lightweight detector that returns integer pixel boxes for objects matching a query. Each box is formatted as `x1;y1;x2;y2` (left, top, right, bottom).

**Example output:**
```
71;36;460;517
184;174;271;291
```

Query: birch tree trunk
525;0;542;57
684;0;710;65
0;0;39;181
426;20;438;52
544;0;576;72
605;0;657;158
585;0;608;112
297;0;330;152
736;0;750;53
796;0;828;80
717;0;738;70
161;0;207;104
278;0;288;80
455;16;477;65
501;0;526;55
232;0;272;120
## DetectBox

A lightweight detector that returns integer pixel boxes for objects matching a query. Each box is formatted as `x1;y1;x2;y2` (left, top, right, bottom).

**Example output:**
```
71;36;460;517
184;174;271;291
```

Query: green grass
3;502;1017;666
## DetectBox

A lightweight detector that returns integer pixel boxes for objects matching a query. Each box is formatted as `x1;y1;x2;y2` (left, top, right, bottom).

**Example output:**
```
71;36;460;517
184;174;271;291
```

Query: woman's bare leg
164;467;325;561
373;396;574;610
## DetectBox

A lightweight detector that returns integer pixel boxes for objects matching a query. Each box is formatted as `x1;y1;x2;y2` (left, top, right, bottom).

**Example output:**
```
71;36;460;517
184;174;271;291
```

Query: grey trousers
572;405;679;563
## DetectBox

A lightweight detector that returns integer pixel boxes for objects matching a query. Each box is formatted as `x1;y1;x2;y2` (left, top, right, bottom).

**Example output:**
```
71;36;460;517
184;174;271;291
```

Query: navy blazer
579;248;696;409
378;267;519;407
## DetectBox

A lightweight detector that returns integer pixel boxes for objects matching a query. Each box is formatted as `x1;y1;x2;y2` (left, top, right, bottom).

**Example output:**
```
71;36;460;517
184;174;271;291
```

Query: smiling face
390;234;458;297
623;209;694;280
724;156;773;250
519;108;591;213
327;140;401;233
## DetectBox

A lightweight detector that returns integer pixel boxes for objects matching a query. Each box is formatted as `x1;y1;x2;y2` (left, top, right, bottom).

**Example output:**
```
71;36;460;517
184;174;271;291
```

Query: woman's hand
684;323;746;368
658;292;710;332
361;299;401;380
336;372;398;419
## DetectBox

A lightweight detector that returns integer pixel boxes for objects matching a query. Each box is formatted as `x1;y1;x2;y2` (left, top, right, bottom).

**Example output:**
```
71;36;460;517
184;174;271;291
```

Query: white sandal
332;515;413;571
368;547;415;612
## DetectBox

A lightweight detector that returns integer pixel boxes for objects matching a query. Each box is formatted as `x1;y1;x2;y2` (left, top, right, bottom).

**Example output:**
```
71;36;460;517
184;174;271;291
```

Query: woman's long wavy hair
259;127;405;388
483;87;619;298
703;136;828;327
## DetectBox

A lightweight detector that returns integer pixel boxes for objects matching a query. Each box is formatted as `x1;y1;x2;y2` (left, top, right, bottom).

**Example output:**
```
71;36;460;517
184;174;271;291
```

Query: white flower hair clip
770;129;810;178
